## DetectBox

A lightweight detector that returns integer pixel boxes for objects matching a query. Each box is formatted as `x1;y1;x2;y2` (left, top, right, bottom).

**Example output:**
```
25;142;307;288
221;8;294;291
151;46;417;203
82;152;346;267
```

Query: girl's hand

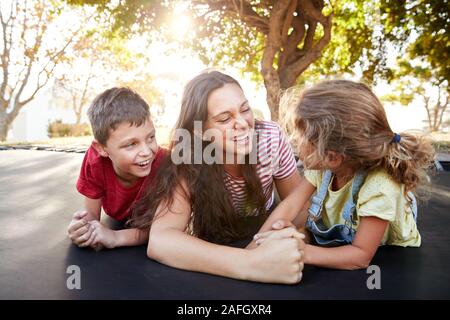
270;219;295;230
254;225;305;250
245;219;297;249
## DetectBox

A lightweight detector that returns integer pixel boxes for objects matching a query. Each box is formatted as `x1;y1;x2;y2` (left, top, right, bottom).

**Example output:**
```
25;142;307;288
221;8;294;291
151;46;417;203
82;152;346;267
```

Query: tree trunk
202;0;332;122
0;109;11;141
261;0;332;121
262;68;303;122
75;111;82;126
264;83;281;122
261;55;282;121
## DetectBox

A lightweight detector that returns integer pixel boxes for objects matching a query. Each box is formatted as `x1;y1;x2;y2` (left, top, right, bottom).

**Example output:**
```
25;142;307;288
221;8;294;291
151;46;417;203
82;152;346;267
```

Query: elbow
359;258;372;270
346;256;372;270
348;262;370;271
146;229;164;261
146;245;157;260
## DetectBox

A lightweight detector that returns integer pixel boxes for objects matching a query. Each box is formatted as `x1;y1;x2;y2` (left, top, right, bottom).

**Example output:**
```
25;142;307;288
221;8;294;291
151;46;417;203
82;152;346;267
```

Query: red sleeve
76;146;105;199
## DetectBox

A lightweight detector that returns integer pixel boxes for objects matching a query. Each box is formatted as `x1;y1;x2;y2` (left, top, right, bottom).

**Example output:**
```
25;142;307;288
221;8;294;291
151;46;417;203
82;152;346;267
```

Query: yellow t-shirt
304;169;421;247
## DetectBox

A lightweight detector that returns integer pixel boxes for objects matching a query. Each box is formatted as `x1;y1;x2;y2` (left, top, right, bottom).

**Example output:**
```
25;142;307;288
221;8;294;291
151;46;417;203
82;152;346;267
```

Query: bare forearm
114;228;149;247
83;211;100;221
247;182;314;248
82;197;101;221
148;229;250;280
247;199;300;248
304;244;373;270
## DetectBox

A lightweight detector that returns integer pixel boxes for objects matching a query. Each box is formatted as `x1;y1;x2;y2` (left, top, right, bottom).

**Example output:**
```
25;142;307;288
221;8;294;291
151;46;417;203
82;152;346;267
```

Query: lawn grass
1;126;172;148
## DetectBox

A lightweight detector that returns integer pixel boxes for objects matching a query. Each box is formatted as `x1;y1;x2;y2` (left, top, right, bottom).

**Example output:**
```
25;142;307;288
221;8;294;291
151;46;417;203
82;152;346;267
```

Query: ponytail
380;132;435;194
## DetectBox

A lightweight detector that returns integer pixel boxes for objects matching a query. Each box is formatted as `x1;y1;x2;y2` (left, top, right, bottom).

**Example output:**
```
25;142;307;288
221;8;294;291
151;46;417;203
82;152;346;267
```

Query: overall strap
342;170;368;222
308;170;333;219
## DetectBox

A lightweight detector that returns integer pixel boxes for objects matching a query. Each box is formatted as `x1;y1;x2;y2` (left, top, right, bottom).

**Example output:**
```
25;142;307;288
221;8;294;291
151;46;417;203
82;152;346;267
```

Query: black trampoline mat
1;150;450;299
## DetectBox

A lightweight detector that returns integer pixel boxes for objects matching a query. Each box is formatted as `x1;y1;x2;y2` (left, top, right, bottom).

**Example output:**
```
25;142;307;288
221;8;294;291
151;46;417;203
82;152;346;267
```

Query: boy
67;87;166;249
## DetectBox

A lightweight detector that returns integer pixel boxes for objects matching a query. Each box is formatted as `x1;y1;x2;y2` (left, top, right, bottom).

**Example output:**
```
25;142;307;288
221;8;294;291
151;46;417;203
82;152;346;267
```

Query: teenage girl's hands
246;229;306;284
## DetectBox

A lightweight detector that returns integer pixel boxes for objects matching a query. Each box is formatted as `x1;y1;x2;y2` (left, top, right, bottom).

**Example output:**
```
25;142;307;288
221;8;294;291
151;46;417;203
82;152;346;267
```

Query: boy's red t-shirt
76;145;167;221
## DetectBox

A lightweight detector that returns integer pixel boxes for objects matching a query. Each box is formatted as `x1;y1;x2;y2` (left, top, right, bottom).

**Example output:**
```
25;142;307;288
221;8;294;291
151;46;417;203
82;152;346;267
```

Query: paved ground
1;149;450;299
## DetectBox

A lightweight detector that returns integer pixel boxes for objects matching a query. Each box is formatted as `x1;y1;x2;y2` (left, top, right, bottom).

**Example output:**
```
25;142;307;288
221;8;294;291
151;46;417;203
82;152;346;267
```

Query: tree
0;0;88;141
383;61;448;132
380;0;449;132
65;0;334;121
189;0;334;121
66;0;449;124
52;27;163;127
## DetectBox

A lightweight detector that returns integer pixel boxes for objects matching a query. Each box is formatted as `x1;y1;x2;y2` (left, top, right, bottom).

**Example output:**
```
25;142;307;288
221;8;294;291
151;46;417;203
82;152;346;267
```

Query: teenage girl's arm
303;216;388;270
246;175;316;248
146;182;305;284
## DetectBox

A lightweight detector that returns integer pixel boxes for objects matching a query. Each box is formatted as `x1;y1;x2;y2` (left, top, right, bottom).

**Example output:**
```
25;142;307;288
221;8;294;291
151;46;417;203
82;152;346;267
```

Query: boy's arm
68;197;101;247
89;225;149;248
78;197;148;248
303;216;389;270
115;228;149;246
82;196;102;221
247;177;315;248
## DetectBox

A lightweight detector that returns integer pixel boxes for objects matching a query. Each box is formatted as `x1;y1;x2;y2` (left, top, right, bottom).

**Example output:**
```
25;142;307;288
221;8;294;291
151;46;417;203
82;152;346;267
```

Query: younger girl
255;80;435;270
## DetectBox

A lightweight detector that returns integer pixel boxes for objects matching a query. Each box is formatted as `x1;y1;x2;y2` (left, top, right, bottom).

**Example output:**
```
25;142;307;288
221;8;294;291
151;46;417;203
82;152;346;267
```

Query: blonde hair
280;80;435;194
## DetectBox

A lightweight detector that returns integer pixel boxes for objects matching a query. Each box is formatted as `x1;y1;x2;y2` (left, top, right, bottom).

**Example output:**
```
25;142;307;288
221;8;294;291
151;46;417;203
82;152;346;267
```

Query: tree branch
279;11;306;69
200;0;270;34
281;0;297;46
423;96;432;130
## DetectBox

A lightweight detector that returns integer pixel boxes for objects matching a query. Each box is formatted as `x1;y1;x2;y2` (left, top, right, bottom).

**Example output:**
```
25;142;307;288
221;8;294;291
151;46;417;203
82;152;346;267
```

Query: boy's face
98;117;158;185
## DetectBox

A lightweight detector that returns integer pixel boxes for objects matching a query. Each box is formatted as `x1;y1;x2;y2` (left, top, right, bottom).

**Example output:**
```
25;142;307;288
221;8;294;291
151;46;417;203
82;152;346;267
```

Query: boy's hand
86;220;118;249
68;211;94;246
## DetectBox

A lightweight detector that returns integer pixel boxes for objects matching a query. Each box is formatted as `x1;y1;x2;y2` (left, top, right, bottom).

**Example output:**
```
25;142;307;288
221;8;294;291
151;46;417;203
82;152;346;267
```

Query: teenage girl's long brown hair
130;70;267;244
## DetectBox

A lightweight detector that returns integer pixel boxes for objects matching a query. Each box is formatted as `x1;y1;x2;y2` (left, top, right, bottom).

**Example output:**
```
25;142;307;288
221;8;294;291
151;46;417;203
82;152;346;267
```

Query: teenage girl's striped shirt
223;120;297;216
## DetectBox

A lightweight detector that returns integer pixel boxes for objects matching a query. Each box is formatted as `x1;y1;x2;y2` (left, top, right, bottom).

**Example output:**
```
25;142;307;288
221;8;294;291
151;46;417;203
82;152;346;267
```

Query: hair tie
391;133;401;143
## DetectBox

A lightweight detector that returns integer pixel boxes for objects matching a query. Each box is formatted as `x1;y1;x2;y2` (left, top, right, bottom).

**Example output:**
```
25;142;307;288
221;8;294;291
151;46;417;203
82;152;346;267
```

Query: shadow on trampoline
1;150;449;299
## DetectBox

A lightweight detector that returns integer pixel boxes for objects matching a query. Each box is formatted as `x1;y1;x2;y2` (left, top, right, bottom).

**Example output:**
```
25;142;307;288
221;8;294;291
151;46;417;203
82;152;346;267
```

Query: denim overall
305;170;418;247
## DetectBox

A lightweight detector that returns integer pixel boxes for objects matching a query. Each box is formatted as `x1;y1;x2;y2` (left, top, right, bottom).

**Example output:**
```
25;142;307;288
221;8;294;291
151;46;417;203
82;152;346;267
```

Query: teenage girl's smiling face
204;83;255;157
103;117;158;185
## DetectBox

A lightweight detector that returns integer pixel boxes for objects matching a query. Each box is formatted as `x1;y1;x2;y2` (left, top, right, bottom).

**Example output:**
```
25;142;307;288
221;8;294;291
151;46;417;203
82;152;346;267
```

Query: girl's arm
304;216;389;270
246;177;316;249
147;183;305;284
274;170;302;200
